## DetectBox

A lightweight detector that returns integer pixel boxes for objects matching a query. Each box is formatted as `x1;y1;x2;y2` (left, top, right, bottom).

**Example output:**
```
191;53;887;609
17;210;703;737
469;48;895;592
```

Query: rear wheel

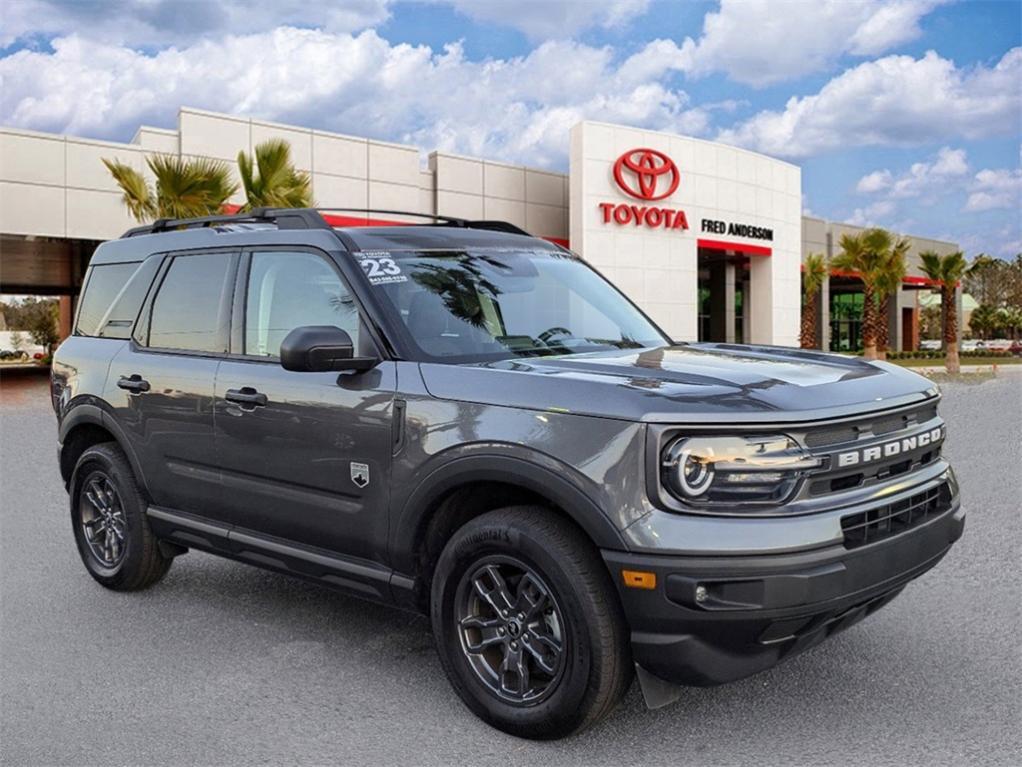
431;506;632;739
70;443;171;590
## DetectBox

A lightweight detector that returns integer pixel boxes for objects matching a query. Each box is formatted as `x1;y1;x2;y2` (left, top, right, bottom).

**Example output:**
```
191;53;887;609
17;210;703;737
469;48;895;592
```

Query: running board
146;505;415;604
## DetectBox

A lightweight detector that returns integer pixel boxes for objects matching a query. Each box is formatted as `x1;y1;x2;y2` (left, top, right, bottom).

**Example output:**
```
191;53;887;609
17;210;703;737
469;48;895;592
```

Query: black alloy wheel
431;506;633;739
455;556;567;705
70;442;172;590
79;473;128;568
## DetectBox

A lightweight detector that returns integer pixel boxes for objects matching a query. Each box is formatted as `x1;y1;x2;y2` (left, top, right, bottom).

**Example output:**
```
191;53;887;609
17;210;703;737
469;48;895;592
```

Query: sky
1;0;1019;257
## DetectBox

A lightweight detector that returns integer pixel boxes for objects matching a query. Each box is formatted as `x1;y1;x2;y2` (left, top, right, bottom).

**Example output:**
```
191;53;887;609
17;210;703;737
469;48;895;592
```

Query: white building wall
569;121;802;346
0;107;569;243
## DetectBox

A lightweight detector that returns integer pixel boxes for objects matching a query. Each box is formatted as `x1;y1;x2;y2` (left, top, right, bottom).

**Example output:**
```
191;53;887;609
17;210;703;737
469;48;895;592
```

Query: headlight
661;435;821;507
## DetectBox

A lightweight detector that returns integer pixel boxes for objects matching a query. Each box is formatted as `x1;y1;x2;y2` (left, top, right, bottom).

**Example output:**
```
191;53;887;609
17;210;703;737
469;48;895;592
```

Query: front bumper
602;499;964;687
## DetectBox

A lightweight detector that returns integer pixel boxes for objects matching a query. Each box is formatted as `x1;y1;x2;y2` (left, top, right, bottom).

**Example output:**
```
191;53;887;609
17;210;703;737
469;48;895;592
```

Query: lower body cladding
602;499;964;707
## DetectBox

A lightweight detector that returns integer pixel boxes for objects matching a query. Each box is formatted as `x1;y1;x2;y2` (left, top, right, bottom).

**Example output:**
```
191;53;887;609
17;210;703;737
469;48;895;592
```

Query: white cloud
678;0;943;87
0;0;652;48
964;167;1022;211
445;0;650;40
847;199;896;227
856;146;968;197
0;29;708;168
856;170;894;194
717;48;1022;157
0;0;393;48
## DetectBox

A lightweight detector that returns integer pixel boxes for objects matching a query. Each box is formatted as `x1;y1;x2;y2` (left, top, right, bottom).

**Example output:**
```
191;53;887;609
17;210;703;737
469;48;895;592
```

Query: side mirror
279;326;377;373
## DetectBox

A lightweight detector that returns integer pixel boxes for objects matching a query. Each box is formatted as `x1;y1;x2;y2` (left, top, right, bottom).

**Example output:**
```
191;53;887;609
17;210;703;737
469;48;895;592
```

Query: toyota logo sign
613;148;679;201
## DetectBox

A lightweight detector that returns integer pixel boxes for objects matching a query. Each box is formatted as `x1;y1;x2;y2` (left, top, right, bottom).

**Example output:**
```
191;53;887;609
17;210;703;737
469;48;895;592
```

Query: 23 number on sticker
361;258;401;278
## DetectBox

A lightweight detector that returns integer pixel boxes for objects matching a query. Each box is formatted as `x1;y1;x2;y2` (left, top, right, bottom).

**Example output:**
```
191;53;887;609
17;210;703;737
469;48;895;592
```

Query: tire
70;443;172;591
430;506;633;739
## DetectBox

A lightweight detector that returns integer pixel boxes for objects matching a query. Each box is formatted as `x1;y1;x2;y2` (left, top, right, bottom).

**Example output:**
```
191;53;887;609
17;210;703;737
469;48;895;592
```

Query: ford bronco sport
52;208;964;739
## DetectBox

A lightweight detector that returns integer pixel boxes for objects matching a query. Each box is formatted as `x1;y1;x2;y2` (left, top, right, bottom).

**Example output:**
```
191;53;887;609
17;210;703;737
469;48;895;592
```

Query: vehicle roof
90;222;563;266
336;226;563;253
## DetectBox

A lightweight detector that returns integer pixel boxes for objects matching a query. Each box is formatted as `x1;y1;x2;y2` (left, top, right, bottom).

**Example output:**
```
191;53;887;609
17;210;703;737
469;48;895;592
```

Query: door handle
225;387;268;408
117;374;150;393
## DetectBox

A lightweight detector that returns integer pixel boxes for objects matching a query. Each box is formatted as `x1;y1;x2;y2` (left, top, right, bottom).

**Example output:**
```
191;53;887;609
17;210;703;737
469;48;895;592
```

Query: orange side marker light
621;569;657;590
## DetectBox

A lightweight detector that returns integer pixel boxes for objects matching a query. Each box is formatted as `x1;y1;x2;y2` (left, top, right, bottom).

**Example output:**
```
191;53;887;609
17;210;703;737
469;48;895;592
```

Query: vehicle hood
417;343;937;423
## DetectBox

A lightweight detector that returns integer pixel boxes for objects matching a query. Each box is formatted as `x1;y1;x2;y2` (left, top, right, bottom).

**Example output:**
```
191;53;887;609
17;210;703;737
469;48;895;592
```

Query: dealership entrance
697;245;750;343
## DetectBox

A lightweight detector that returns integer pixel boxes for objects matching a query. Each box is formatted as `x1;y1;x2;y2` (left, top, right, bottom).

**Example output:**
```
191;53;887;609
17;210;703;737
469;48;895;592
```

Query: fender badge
350;462;370;488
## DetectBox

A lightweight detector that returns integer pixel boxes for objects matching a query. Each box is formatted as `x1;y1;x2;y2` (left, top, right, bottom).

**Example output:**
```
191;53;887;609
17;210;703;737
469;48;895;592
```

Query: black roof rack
314;208;469;226
121;208;330;238
121;207;534;239
314;209;532;237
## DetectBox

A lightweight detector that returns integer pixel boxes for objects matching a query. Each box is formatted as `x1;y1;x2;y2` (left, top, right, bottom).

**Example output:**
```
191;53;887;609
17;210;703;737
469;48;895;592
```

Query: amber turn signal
621;569;657;590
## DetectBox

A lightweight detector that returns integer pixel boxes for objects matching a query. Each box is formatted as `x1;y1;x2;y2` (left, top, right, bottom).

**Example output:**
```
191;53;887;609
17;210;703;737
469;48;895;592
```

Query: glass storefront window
830;291;864;352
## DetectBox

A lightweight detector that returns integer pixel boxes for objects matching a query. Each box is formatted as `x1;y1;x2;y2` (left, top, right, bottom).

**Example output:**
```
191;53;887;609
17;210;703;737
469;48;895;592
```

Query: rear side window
146;253;233;353
75;262;140;337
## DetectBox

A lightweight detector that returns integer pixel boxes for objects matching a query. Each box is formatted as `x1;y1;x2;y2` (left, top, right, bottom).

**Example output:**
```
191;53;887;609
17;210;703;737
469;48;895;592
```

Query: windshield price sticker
356;252;407;285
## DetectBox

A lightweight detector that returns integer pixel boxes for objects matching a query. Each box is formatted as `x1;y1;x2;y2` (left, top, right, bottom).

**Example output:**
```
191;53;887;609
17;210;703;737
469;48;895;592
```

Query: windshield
356;248;668;362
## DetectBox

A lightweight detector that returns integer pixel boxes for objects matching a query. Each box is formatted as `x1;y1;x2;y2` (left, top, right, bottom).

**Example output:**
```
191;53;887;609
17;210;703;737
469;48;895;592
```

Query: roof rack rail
120;207;534;239
121;208;330;238
313;209;532;237
462;220;532;237
313;208;470;227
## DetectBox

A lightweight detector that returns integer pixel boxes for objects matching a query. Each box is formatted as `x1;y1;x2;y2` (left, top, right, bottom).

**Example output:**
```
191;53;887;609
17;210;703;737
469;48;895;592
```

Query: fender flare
389;452;628;574
58;401;150;496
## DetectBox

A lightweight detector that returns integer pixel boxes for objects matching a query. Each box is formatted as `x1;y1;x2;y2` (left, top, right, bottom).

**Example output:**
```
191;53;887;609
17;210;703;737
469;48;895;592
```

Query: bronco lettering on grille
836;426;944;468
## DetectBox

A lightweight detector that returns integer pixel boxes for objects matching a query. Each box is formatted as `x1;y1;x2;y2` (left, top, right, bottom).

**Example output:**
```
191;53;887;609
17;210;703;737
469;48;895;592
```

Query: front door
213;248;395;562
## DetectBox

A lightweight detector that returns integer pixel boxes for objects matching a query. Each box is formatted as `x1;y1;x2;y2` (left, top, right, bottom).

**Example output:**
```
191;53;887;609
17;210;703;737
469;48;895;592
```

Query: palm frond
147;154;238;219
237;139;313;211
102;158;155;222
802;253;828;297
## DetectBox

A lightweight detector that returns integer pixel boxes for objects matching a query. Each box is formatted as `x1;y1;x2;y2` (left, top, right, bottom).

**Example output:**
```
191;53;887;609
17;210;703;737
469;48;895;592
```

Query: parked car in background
0;331;45;363
919;339;942;351
982;339;1013;351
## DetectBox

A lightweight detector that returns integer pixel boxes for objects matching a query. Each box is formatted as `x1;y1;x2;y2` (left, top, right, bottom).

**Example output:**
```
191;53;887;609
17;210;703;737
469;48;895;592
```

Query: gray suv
52;208;964;739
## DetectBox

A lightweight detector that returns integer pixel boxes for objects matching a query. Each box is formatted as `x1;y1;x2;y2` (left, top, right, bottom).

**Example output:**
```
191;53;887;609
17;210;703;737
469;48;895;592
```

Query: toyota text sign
599;148;689;232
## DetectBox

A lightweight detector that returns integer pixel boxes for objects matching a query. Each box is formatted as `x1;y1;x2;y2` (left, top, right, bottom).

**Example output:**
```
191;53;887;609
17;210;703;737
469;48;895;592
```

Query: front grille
841;483;951;548
803;403;938;449
800;402;944;498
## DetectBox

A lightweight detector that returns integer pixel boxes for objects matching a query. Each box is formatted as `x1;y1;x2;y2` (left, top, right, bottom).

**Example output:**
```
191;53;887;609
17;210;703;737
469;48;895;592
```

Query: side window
245;251;359;358
147;253;232;353
75;262;141;337
96;257;161;339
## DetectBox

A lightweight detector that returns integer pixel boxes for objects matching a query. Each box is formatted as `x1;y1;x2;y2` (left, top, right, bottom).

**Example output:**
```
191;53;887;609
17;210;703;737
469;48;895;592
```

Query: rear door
106;249;237;520
213;247;396;562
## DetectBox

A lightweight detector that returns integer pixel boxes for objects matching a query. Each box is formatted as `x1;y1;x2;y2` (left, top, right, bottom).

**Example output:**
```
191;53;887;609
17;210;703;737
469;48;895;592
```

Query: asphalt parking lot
1;366;1020;766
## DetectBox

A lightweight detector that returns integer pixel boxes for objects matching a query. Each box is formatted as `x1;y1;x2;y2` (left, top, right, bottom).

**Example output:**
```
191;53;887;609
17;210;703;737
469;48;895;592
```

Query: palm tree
103;155;238;222
800;253;828;349
237;139;313;211
919;250;969;374
968;303;999;340
875;236;909;359
1001;306;1022;340
832;230;884;360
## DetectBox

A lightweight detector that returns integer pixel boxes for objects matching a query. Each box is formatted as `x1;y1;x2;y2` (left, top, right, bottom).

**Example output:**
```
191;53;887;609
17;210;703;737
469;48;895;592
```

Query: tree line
800;228;985;374
963;255;1022;340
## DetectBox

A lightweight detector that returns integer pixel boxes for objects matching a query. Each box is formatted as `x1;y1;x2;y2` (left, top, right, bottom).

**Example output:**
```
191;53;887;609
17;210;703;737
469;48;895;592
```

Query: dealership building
0;108;961;348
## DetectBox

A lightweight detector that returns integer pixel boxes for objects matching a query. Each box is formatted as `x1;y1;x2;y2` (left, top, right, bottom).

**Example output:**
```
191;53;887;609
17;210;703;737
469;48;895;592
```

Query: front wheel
430;506;632;739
